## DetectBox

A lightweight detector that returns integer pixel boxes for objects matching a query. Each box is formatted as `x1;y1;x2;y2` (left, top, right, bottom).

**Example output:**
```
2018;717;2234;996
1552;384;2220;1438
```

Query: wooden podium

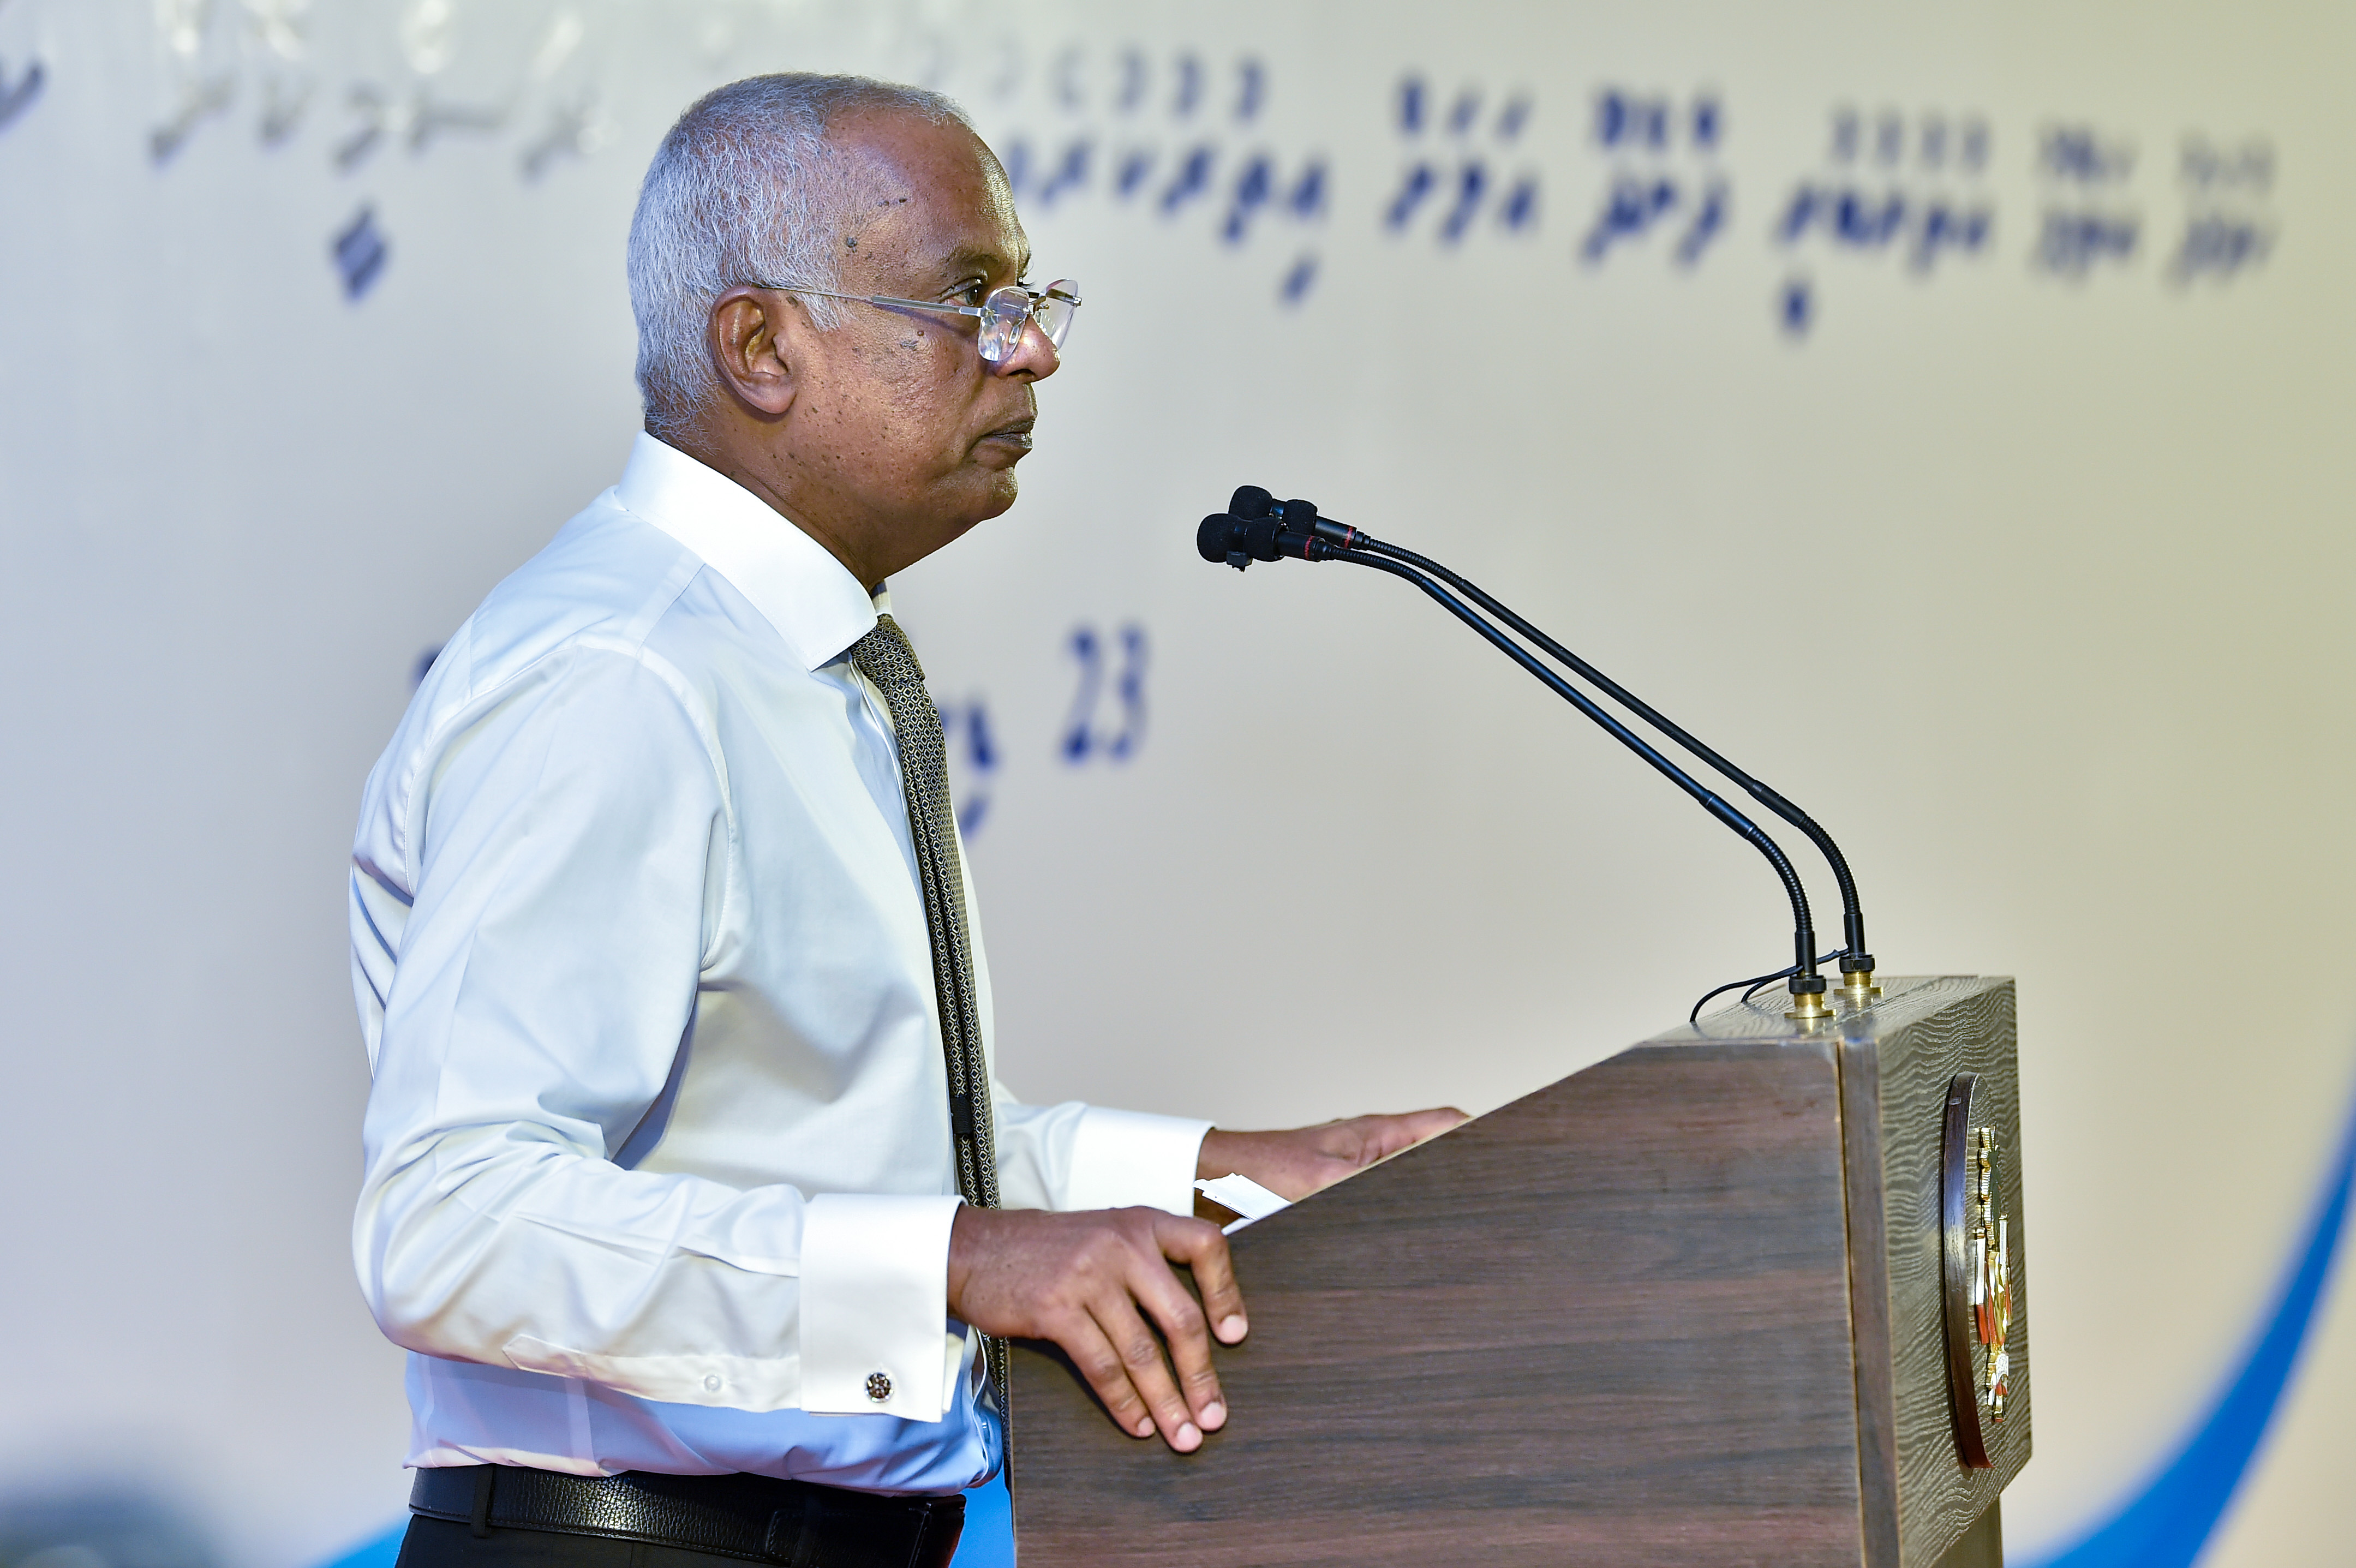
1008;975;2029;1567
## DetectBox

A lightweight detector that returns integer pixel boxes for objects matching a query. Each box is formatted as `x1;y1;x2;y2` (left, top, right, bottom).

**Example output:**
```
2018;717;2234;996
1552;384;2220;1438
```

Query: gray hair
626;73;972;439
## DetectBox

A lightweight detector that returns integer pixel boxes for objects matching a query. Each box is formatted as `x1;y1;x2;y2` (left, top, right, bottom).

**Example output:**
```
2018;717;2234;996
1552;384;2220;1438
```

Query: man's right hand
946;1206;1245;1453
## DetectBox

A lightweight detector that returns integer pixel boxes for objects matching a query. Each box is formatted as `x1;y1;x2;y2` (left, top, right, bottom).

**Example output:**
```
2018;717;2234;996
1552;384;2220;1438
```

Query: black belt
409;1464;965;1568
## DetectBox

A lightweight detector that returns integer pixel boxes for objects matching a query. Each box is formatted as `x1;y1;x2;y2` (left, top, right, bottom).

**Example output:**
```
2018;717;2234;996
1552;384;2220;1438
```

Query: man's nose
993;314;1061;381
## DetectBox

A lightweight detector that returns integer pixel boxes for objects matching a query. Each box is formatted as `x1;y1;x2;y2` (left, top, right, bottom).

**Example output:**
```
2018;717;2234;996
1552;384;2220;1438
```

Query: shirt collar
614;432;882;671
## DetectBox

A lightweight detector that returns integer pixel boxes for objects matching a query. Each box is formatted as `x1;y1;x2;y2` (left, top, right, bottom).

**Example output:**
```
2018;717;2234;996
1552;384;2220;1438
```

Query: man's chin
940;472;1020;535
976;471;1019;519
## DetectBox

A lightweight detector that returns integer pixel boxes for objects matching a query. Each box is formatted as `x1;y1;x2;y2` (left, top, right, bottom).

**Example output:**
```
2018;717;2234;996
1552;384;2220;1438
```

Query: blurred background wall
1;2;2350;1565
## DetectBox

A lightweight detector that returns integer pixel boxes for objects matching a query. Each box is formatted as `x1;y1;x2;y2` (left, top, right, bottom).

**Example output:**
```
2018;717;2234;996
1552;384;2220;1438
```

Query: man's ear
706;287;798;418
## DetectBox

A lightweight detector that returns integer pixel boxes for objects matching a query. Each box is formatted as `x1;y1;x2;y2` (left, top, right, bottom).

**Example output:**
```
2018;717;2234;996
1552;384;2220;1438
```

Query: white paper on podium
1194;1173;1291;1234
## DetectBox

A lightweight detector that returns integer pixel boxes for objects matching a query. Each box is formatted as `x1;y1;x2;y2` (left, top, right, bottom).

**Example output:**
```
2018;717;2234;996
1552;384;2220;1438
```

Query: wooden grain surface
1010;978;2028;1566
1859;983;2029;1565
1931;1501;2002;1568
1009;1040;1869;1566
1655;976;2029;1566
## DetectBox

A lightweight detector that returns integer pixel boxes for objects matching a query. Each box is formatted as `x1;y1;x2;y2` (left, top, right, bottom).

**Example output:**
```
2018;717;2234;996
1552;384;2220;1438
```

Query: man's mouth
979;417;1035;451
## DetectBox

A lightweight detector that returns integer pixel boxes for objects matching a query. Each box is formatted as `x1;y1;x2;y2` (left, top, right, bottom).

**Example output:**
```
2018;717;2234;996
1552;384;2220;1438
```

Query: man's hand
1197;1108;1469;1201
947;1206;1244;1453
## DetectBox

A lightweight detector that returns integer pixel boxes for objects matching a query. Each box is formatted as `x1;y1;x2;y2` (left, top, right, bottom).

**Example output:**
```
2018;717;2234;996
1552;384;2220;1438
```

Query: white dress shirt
349;433;1210;1492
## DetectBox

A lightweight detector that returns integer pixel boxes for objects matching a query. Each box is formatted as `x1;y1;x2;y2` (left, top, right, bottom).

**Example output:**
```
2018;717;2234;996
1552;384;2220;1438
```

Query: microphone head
1229;485;1275;519
1239;515;1287;561
1197;513;1241;563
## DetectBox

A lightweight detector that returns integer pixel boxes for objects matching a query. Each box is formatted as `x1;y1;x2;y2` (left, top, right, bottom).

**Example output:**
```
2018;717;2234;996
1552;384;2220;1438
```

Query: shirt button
703;1374;721;1393
865;1370;893;1403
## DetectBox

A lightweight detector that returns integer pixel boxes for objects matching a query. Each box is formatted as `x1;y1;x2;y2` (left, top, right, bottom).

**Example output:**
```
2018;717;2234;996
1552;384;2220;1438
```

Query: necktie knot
851;614;925;686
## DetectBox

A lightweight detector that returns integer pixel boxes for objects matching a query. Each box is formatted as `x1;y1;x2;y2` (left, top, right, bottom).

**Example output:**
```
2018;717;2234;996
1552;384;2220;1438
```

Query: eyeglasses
766;278;1081;364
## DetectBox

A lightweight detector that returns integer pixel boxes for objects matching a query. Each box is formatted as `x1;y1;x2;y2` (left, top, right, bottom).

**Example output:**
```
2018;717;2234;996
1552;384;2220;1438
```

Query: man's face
768;109;1056;579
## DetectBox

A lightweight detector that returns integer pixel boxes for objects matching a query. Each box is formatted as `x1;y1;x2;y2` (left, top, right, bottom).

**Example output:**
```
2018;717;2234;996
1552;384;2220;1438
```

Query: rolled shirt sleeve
992;1095;1212;1217
799;1193;966;1417
1065;1107;1215;1215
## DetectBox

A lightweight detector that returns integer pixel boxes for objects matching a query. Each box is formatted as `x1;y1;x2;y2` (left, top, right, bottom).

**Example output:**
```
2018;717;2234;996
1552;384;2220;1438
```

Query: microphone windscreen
1229;485;1275;519
1197;514;1239;562
1241;516;1287;561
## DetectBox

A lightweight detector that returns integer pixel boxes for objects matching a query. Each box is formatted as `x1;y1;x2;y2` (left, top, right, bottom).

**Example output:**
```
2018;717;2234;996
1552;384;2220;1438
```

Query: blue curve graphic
953;1469;1015;1567
314;1522;402;1568
2021;1090;2356;1568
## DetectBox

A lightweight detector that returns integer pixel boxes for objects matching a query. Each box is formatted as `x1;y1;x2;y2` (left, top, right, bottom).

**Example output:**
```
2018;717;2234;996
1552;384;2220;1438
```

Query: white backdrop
2;2;2352;1565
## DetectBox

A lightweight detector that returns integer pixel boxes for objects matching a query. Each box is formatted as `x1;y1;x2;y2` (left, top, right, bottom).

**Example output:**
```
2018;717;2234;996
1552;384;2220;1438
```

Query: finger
1059;1311;1161;1443
1089;1293;1203;1452
1358;1106;1470;1162
1123;1236;1227;1430
1160;1214;1248;1349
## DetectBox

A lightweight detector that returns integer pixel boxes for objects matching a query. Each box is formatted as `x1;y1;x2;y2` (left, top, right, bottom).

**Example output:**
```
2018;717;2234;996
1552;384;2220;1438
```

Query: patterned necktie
848;613;1009;1419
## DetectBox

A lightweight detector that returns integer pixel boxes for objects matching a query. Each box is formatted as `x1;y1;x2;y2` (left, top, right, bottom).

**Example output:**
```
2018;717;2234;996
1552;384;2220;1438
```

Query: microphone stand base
1786;992;1837;1024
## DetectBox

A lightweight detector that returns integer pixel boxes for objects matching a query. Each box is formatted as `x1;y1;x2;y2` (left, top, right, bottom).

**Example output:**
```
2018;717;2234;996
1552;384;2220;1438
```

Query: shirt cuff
1062;1107;1213;1217
800;1193;965;1420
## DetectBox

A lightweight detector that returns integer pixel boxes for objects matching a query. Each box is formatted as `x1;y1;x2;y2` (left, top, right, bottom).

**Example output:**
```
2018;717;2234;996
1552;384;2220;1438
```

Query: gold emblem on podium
1941;1072;2013;1467
1965;1125;2011;1421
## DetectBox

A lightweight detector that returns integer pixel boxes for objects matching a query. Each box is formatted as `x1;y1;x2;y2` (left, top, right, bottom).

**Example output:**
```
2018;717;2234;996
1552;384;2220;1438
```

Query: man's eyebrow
938;244;1032;278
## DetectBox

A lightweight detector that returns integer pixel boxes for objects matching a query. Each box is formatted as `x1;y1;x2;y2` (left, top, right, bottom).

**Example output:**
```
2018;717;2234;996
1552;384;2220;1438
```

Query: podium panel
1008;976;2028;1567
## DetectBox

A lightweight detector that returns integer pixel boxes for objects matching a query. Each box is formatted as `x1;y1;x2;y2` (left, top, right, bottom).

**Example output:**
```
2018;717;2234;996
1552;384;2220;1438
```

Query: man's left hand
1197;1108;1468;1202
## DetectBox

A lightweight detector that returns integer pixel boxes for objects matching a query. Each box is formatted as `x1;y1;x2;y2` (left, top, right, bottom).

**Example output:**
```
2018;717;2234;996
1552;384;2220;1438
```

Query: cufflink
865;1370;893;1402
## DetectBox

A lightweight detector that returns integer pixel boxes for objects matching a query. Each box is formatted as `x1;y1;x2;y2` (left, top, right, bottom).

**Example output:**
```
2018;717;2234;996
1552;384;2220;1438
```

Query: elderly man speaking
349;73;1460;1568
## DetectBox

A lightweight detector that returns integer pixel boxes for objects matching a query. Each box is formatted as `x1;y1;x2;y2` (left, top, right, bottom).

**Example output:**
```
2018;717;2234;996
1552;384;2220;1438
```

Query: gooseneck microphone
1198;489;1877;1019
1221;486;1876;994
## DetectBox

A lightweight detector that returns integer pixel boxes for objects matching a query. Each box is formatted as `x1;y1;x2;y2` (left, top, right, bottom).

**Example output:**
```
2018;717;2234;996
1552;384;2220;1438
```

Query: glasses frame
761;278;1081;364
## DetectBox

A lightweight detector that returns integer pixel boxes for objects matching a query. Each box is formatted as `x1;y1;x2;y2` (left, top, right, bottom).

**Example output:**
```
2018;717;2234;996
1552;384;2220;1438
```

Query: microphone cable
1688;949;1853;1025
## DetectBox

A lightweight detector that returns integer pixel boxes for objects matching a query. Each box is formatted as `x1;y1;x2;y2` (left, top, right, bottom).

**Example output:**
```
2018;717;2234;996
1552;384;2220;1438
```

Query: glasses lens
978;288;1030;364
1034;280;1081;350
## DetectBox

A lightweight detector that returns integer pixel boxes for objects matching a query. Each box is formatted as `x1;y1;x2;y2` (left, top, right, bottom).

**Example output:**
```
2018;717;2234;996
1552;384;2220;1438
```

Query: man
351;74;1461;1568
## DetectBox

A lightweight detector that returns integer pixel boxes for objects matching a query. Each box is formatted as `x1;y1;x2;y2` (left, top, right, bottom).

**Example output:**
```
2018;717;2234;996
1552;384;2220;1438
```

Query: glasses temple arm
755;283;982;319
